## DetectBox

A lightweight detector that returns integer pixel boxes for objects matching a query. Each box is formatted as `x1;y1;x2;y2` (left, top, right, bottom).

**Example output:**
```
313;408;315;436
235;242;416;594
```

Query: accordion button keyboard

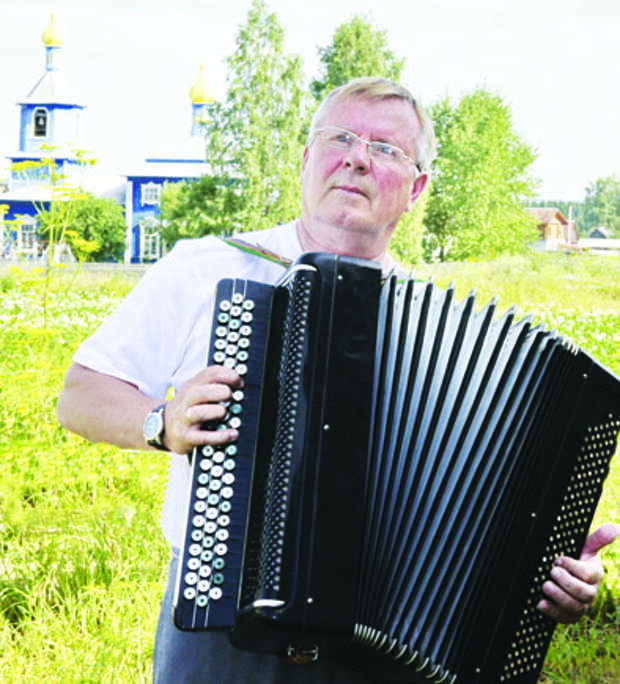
175;281;274;630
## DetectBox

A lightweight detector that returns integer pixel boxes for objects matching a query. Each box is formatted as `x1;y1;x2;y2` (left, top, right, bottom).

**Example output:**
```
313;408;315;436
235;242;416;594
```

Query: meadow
0;252;618;683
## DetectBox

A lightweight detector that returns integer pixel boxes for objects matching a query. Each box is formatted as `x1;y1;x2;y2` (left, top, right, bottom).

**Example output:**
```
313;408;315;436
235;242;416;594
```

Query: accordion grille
498;414;620;681
241;271;314;604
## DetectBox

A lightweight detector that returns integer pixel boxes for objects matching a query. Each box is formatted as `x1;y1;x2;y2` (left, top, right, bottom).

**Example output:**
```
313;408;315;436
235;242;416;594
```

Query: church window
141;182;162;206
139;217;163;261
33;108;48;137
17;217;38;257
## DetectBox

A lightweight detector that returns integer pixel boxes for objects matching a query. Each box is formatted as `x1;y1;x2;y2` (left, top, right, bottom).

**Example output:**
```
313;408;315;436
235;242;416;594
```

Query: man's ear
406;173;429;211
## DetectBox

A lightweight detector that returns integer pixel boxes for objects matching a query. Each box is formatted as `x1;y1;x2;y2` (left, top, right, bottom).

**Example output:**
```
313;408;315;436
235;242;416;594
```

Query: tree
423;89;539;261
388;189;430;266
37;192;126;261
194;0;308;237
310;15;404;102
582;176;620;236
159;177;242;245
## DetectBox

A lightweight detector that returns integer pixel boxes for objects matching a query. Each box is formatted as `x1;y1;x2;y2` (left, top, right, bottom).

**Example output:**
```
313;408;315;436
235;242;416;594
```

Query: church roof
189;65;214;105
42;14;62;47
126;159;209;179
19;69;85;108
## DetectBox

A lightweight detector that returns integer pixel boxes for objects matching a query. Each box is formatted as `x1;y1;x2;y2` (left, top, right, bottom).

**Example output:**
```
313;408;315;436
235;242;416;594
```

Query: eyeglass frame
311;125;422;174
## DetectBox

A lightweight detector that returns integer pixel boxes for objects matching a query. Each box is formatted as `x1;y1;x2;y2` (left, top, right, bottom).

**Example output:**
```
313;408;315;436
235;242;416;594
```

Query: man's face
300;95;428;259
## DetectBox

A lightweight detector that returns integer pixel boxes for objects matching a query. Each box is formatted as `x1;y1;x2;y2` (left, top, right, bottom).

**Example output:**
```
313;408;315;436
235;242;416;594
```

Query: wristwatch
143;403;170;451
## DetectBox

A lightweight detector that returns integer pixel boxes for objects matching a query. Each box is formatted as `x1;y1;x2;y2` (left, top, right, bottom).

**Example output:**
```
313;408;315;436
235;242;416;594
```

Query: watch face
144;410;163;440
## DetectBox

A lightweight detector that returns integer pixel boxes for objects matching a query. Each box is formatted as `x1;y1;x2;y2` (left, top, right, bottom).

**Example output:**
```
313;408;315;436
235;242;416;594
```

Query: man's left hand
537;523;619;623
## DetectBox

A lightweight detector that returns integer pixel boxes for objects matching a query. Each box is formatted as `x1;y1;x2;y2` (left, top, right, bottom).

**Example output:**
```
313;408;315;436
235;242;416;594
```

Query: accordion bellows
173;253;620;684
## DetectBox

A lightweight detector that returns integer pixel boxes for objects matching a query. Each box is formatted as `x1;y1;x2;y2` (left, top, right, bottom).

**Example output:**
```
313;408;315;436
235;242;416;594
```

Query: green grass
0;254;618;682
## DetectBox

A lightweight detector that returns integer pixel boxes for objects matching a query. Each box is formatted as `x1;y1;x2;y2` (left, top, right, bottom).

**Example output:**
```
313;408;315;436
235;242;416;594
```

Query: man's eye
332;132;353;144
372;142;397;157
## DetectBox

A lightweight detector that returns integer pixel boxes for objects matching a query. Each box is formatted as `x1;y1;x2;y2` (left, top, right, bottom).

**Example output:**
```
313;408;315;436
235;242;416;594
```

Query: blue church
1;15;213;263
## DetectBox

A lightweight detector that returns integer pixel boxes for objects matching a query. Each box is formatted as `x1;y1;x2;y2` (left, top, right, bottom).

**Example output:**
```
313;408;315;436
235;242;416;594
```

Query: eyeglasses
312;126;421;172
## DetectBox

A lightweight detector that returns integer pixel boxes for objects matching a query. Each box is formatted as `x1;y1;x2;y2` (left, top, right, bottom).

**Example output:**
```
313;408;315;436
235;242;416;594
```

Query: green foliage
37;193;126;261
197;0;309;236
159;177;242;244
423;89;539;261
388;186;430;265
0;267;166;681
310;15;404;102
583;175;620;236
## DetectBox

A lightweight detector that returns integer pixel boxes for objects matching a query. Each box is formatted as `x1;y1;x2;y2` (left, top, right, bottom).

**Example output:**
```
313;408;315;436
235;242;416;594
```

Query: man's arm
57;362;243;453
538;523;619;623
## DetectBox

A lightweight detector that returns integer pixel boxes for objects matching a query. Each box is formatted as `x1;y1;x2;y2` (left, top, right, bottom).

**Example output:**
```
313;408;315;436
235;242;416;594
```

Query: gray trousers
153;548;382;683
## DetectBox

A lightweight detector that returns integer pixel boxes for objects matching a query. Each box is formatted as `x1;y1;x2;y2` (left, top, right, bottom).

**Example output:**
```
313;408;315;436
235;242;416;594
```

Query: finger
184;383;234;411
187;426;239;447
538;578;591;623
579;523;619;561
184;402;229;426
198;366;244;388
536;595;586;624
553;554;603;586
547;564;599;604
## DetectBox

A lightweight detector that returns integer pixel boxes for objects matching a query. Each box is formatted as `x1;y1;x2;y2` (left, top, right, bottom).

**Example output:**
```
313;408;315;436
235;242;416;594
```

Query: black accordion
173;253;620;683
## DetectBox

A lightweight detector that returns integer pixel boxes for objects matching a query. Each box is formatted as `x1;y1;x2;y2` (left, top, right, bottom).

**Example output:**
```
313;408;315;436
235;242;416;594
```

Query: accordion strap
220;236;292;269
220;236;418;283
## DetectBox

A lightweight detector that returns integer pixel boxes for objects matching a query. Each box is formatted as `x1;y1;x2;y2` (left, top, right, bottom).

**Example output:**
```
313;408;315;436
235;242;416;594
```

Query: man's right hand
163;366;244;454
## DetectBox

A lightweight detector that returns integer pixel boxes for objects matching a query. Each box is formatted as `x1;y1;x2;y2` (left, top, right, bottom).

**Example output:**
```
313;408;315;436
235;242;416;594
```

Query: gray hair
310;77;436;173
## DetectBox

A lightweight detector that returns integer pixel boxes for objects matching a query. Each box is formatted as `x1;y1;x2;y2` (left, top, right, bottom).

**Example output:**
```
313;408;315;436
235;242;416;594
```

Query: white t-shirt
73;221;303;545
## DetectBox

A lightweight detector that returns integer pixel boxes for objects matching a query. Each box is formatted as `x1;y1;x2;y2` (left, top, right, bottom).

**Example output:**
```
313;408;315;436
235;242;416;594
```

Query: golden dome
189;65;214;105
42;14;62;47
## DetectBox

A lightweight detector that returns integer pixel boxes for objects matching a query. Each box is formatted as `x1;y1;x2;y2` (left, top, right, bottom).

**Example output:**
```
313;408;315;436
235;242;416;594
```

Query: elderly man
57;78;617;683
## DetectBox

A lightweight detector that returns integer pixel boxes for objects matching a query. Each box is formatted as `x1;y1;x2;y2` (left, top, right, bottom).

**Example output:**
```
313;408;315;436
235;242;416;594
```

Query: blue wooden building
124;65;212;262
1;15;213;263
1;14;86;259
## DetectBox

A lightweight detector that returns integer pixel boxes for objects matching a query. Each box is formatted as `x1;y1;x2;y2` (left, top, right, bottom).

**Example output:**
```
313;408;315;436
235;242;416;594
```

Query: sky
1;0;618;202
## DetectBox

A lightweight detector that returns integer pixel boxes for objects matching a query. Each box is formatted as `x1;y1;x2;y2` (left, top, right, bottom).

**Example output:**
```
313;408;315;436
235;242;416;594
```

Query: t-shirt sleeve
73;238;220;399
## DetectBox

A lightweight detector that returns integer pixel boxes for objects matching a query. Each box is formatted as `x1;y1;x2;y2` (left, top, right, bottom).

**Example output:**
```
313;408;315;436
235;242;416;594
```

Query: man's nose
342;139;371;171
